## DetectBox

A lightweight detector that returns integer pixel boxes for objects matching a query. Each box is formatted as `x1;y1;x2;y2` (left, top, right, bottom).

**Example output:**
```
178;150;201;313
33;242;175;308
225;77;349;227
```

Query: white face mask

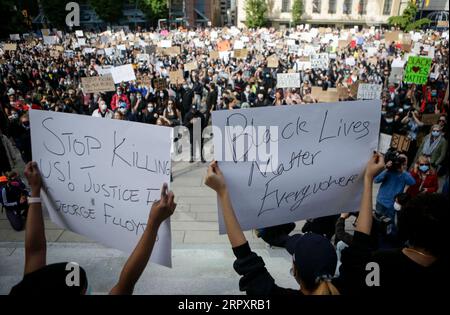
100;104;107;112
393;202;402;211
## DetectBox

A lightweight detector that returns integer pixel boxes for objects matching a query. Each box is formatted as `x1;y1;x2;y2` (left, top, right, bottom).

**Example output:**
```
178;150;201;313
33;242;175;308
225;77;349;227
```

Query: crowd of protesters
0;24;449;295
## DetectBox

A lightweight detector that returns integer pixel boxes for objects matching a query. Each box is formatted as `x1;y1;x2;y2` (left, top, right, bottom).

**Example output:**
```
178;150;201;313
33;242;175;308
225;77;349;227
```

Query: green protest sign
403;56;432;85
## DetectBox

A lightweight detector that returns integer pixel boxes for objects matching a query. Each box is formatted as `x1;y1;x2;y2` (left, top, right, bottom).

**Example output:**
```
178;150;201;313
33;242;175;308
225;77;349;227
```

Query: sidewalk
0;157;366;294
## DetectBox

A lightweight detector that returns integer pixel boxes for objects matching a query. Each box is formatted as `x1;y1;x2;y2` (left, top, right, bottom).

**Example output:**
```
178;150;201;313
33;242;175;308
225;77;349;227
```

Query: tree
388;1;431;32
0;0;29;37
89;0;125;24
137;0;168;27
292;0;303;26
40;0;75;29
245;0;267;28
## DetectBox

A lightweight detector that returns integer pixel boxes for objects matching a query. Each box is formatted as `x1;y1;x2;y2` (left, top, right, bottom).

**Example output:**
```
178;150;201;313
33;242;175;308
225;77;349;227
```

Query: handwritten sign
311;53;329;70
389;67;404;84
311;87;339;103
234;49;248;59
357;84;382;100
110;64;136;84
391;134;411;152
378;133;392;154
267;56;279;68
154;78;168;90
4;43;17;51
30;110;173;267
184;61;198;72
404;56;432;85
81;75;116;94
169;70;184;84
9;34;20;41
211;100;381;233
421;113;440;126
209;51;219;60
277;73;301;88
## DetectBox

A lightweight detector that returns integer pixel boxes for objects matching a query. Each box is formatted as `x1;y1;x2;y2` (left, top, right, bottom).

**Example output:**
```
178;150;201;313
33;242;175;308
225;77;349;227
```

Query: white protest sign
345;57;356;66
357;84;382;100
30;110;173;266
75;30;84;37
77;38;86;46
310;53;329;69
43;35;59;45
277;73;301;88
391;58;406;68
212;100;381;233
378;133;392;154
233;40;244;50
160;40;172;48
110;64;136;84
10;34;20;41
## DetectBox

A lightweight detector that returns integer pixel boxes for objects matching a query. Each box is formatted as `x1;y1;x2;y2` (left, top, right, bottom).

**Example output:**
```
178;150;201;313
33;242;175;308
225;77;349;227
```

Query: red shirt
406;170;439;197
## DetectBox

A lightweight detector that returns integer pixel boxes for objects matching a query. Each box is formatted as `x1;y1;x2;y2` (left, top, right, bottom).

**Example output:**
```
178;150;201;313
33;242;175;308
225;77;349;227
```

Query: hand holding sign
24;161;42;196
149;183;177;226
204;161;226;195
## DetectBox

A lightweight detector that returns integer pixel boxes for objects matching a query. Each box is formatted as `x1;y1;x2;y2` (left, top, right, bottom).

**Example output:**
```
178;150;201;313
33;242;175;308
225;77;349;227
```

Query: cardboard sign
338;86;349;99
311;87;339;103
184;61;198;72
234;49;248;59
211;100;381;233
421;113;441;126
163;46;181;56
385;31;400;43
391;134;411;152
403;56;432;85
357;84;382;100
110;64;136;84
209;51;219;60
338;40;350;49
311;53;329;69
30;110;172;267
4;43;17;51
267;56;279;68
169;70;184;84
154;78;168;90
277;73;301;88
81;75;116;93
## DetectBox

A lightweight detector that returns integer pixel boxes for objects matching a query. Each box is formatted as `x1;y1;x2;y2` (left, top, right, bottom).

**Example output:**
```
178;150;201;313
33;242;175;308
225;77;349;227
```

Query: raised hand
148;183;176;226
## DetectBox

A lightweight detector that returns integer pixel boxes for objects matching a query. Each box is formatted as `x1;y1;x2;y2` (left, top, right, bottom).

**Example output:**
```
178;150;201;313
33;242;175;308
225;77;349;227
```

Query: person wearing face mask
414;125;448;172
254;92;269;107
406;155;439;198
9;113;32;164
401;110;424;166
92;101;113;119
110;87;130;111
240;85;256;105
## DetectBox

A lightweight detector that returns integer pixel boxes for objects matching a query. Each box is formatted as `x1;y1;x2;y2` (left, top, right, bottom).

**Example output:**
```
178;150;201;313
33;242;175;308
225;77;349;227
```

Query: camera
384;148;406;170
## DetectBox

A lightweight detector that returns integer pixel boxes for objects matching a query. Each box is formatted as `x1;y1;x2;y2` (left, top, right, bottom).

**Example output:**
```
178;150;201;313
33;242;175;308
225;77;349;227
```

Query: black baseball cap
286;233;337;286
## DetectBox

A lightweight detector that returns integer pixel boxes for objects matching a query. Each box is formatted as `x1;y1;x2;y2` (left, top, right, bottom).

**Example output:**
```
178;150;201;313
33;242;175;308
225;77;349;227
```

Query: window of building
358;0;368;14
343;0;353;14
312;0;321;13
383;0;393;15
329;0;337;14
281;0;291;12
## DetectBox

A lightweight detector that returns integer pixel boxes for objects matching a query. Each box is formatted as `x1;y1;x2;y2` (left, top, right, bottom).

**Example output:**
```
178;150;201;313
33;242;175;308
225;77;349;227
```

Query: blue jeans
375;202;396;236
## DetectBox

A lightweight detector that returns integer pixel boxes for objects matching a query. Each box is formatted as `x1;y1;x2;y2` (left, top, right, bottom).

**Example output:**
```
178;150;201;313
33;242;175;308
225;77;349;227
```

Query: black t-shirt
337;231;448;295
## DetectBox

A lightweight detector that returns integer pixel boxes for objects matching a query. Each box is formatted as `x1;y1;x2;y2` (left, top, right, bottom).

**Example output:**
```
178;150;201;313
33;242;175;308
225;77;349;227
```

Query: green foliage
40;0;75;28
137;0;168;26
292;0;303;25
388;1;431;31
89;0;125;24
245;0;267;28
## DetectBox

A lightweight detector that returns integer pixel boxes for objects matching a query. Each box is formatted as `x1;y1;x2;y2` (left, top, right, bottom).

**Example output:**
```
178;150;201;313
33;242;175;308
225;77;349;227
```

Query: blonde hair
311;280;340;295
